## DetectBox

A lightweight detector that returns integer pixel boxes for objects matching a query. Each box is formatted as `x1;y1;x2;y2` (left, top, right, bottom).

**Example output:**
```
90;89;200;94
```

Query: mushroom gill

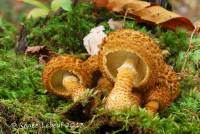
104;50;149;88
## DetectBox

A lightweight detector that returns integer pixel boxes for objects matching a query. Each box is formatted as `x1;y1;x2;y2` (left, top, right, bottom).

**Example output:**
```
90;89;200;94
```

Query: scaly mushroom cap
145;60;180;111
100;29;163;88
42;55;92;98
83;55;99;74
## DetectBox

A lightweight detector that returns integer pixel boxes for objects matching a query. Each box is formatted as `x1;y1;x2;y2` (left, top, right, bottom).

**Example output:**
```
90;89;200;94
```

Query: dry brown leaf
160;17;195;31
94;0;195;31
94;0;108;8
108;19;123;30
25;45;58;64
108;0;148;12
25;46;46;54
134;6;178;24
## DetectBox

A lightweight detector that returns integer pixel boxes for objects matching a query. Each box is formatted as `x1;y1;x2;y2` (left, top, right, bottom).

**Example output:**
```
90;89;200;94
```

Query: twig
123;8;129;28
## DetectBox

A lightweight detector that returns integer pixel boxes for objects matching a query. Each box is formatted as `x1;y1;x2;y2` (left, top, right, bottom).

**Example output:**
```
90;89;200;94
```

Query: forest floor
0;1;200;134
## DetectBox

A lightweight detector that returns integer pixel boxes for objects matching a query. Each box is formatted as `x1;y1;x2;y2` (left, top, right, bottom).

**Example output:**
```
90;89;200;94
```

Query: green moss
0;18;17;50
0;3;200;134
0;49;44;100
79;78;200;134
159;29;189;54
0;99;68;134
0;49;74;133
25;3;96;54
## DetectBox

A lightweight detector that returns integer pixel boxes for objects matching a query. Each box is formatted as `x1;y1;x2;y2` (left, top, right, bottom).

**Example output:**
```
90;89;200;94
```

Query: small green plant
21;0;72;18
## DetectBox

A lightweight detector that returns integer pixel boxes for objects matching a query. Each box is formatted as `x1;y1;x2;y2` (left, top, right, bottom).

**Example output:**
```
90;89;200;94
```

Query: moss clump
0;18;17;50
0;49;44;100
24;3;96;54
0;49;75;134
0;2;200;134
0;99;67;134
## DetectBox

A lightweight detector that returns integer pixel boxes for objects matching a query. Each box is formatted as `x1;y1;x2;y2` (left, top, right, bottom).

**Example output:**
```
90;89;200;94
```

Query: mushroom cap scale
145;62;180;110
83;55;99;74
42;55;92;98
100;29;162;88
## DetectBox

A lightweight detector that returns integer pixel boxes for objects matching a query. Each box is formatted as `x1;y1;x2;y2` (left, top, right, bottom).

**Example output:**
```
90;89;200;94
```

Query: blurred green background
0;0;200;23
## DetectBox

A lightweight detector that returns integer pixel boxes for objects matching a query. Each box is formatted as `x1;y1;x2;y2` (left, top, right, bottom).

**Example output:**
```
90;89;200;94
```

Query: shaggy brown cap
42;55;92;98
99;29;180;111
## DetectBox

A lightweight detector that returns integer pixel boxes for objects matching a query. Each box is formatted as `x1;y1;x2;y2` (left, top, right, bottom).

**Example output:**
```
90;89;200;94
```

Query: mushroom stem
116;58;137;92
105;58;141;111
62;74;85;101
145;101;159;114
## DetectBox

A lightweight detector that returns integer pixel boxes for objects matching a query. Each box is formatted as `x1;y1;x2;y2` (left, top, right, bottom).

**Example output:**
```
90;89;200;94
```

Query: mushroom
99;29;159;111
99;29;179;112
42;55;92;101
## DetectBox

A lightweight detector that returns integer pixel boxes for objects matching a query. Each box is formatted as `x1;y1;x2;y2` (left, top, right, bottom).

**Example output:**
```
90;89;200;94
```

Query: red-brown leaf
94;0;195;31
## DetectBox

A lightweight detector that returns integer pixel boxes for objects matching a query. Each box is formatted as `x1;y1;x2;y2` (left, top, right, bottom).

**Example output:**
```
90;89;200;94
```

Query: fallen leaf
51;0;72;12
108;19;123;30
160;17;194;31
19;0;49;10
94;0;195;31
39;55;51;64
94;0;108;8
27;8;49;19
25;46;46;54
25;45;58;64
51;0;62;11
134;6;178;24
60;0;72;12
108;0;149;12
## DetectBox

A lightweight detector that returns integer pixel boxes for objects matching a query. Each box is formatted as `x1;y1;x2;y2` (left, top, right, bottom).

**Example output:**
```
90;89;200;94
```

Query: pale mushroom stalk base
62;74;85;101
105;59;141;111
145;101;159;114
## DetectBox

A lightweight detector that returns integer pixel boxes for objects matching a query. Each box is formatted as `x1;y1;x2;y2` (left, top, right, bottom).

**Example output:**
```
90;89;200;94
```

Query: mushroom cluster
42;29;180;114
99;29;180;113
